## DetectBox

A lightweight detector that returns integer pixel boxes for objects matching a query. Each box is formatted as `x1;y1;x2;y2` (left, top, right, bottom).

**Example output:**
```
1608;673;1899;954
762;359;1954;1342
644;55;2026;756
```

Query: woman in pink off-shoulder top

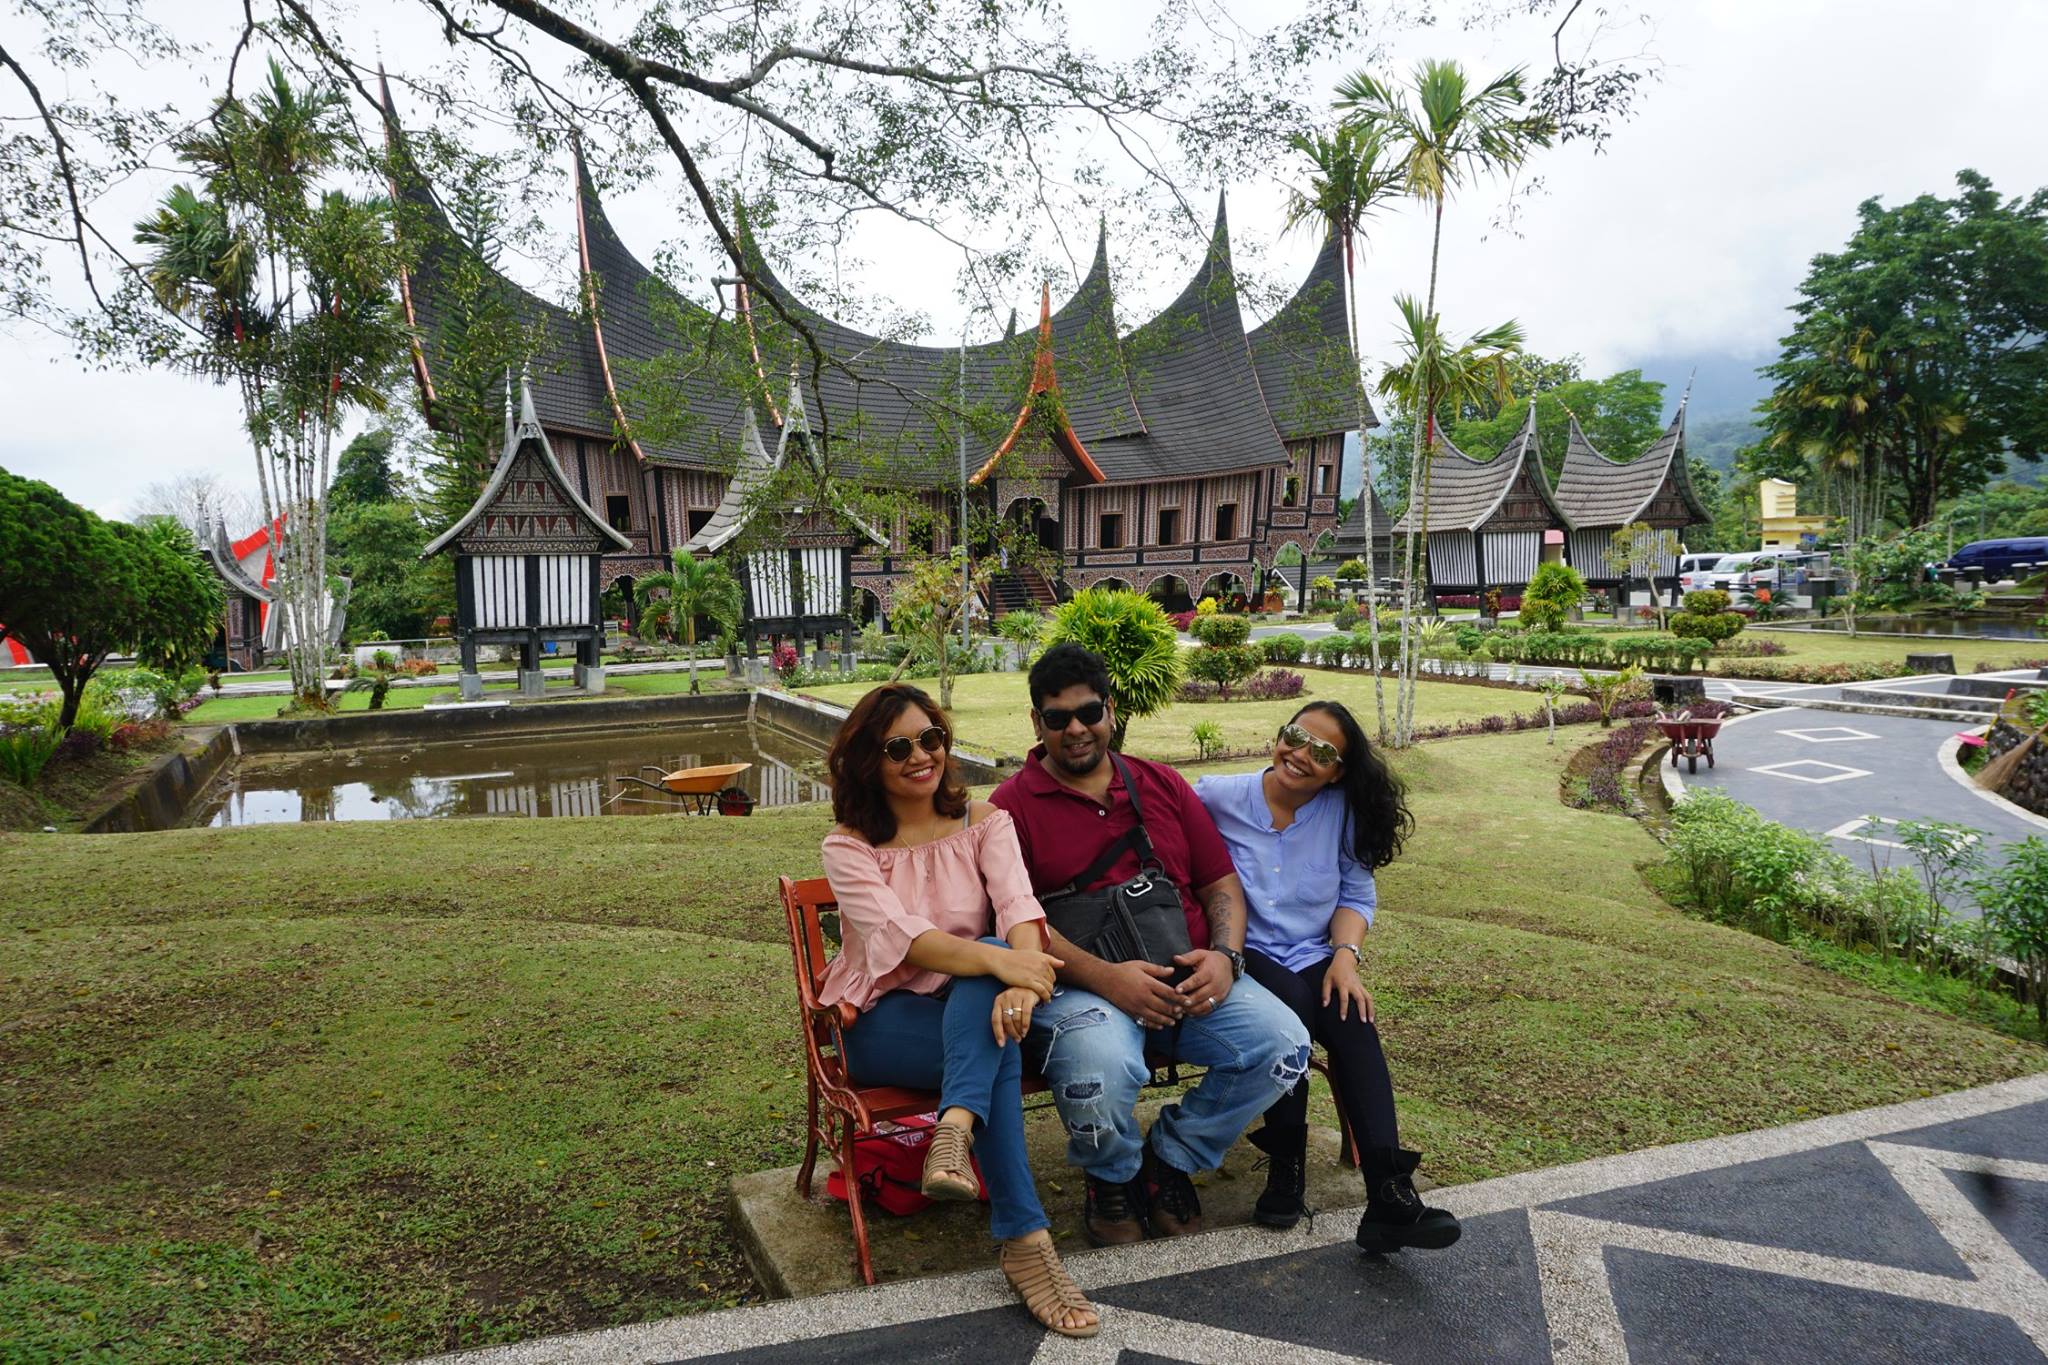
820;684;1097;1339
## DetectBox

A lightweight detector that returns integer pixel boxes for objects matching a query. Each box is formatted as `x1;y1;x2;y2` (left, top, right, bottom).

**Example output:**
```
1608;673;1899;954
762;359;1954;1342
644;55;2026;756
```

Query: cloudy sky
4;0;2045;520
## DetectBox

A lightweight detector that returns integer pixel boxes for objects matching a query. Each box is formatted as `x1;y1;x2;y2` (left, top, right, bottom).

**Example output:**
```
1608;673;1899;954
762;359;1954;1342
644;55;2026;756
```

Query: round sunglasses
1277;721;1342;768
1035;699;1107;731
882;725;947;763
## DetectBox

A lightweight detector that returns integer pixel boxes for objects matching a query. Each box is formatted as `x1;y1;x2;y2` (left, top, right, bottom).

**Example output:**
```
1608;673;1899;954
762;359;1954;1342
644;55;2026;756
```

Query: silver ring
1206;996;1216;1006
1004;1008;1020;1015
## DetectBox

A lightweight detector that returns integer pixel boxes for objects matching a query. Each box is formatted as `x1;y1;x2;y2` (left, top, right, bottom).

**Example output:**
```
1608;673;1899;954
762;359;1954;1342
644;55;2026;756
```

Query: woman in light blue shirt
1196;700;1460;1255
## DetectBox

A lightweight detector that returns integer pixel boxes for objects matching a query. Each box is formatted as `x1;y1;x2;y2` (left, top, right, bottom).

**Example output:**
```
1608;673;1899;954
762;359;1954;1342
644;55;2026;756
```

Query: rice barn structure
381;80;1369;650
1389;406;1569;610
1552;395;1712;605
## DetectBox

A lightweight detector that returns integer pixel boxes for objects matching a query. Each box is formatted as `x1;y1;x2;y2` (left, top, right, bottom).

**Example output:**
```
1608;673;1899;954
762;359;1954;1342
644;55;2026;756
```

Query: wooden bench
780;874;1358;1284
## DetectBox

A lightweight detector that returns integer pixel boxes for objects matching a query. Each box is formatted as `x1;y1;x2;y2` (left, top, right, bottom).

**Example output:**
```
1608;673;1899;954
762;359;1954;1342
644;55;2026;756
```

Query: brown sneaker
1141;1139;1203;1237
1083;1172;1146;1246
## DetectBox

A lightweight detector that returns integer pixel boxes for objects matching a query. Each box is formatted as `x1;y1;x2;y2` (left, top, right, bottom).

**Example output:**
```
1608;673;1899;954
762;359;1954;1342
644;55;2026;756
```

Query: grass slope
1;731;2039;1359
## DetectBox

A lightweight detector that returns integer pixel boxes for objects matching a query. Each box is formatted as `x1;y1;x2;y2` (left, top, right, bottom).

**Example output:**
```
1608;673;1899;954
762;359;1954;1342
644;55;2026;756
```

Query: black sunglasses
1036;700;1107;731
882;726;947;763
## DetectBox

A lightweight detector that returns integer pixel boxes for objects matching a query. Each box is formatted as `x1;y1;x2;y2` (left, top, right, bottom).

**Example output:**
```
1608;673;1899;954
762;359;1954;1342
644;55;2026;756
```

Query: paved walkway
424;1073;2048;1364
1672;704;2048;916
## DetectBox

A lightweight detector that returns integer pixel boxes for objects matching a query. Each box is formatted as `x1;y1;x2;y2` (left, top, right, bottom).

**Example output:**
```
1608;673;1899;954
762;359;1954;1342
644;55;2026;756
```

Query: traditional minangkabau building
381;82;1367;644
1388;406;1569;607
1310;486;1396;590
423;375;633;698
201;513;349;672
1551;395;1711;599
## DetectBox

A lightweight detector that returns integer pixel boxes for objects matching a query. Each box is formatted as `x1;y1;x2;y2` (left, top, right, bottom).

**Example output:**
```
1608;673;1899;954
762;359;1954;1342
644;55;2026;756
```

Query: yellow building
1758;478;1829;550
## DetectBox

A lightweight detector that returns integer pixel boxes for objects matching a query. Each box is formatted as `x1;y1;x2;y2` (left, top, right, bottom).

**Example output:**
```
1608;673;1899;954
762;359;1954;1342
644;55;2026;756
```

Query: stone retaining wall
229;689;751;754
1983;721;2048;818
83;727;237;833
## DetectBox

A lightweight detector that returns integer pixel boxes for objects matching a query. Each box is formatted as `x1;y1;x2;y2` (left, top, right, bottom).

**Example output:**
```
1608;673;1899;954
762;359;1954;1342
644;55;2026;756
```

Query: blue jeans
1025;974;1311;1183
841;938;1049;1241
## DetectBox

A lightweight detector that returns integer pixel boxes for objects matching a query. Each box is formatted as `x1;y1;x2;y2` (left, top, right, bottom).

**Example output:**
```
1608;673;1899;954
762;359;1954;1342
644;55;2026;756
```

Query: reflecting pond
192;724;830;826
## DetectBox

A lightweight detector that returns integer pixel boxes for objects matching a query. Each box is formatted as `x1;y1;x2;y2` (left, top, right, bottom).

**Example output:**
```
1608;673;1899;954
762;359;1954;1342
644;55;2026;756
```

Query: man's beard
1046;734;1105;776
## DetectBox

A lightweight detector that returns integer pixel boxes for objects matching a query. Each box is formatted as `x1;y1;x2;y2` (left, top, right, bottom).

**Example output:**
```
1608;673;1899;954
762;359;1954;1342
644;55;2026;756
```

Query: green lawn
797;670;1537;762
1722;627;2043;673
1;728;2037;1359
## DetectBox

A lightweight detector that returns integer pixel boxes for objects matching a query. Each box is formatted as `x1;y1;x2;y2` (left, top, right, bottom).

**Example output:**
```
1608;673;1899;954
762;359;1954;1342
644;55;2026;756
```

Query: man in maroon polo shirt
991;644;1311;1246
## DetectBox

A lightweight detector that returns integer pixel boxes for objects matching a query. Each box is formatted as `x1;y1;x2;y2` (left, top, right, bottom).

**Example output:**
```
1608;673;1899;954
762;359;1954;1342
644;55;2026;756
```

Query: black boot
1356;1148;1460;1253
1249;1125;1308;1229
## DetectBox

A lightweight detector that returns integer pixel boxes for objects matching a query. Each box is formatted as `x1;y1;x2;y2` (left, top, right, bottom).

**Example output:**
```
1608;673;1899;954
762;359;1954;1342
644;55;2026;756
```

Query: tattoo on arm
1196;878;1245;952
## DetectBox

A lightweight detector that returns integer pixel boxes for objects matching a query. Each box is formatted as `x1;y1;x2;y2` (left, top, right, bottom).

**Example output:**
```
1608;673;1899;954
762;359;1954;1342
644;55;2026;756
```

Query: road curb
1935;728;2048;834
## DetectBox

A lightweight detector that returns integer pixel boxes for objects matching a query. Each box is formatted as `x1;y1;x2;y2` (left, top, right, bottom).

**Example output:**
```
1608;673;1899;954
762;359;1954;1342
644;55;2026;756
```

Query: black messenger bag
1038;754;1194;983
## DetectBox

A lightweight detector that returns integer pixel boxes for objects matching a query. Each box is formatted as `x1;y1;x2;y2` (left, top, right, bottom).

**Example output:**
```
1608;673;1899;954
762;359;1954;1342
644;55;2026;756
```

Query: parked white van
1676;554;1728;594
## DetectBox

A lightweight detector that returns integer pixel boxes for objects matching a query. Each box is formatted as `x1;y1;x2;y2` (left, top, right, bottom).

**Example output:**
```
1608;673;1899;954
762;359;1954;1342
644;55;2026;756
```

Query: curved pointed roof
388;90;1357;490
423;375;633;558
1391;405;1561;534
379;76;614;441
1247;227;1374;439
1552;396;1710;528
1101;194;1290;481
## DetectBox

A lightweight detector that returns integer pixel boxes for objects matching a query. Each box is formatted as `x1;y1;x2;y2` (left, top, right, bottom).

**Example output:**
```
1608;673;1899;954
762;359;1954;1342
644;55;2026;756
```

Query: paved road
1673;705;2047;916
426;1073;2048;1364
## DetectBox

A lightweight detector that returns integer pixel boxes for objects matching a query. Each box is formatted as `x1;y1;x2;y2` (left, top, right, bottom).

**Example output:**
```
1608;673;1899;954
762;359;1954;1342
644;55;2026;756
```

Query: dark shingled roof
576;153;759;468
387;85;1351;491
1552;399;1711;529
380;79;614;442
1391;405;1560;534
1328;486;1393;553
1246;227;1377;439
1088;195;1291;482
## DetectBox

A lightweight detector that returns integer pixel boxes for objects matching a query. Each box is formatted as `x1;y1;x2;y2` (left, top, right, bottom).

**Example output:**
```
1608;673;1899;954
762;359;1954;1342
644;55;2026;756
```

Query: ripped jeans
1024;975;1310;1183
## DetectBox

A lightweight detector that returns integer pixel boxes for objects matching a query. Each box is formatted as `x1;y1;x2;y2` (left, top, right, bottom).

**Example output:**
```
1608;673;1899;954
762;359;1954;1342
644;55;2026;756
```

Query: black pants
1245;946;1400;1151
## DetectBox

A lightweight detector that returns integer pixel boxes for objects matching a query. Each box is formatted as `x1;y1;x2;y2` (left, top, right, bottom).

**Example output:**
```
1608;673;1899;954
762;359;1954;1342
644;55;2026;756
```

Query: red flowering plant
772;643;802;681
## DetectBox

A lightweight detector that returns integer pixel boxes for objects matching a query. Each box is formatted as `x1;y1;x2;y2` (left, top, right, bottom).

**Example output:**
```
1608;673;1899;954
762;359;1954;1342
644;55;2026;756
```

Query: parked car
1710;550;1819;595
1676;554;1729;594
1944;538;2048;583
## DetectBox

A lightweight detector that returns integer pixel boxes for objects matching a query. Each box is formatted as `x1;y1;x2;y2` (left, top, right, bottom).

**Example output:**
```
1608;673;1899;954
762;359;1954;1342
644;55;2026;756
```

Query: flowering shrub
1436;594;1522;611
1978;658;2048;673
772;643;802;681
1176;669;1306;703
1712;659;1899;685
1408;698;1655;742
1710;637;1788;658
1168;610;1199;632
1564;718;1660;811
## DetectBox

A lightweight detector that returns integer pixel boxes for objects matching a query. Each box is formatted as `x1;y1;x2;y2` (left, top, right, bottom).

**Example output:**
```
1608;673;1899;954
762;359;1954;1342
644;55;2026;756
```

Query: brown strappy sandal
920;1121;979;1201
999;1233;1101;1338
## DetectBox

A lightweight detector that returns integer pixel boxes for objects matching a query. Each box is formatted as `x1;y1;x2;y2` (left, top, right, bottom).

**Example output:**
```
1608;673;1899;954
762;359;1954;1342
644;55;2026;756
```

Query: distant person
819;684;1097;1338
990;644;1310;1246
1197;701;1460;1254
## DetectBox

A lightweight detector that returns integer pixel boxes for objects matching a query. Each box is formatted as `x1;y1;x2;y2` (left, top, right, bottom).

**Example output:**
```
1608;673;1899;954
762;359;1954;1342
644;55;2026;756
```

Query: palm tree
1377;299;1524;744
1335;61;1554;318
136;59;404;710
635;549;744;693
1336;60;1553;745
1043;588;1183;752
1282;124;1403;742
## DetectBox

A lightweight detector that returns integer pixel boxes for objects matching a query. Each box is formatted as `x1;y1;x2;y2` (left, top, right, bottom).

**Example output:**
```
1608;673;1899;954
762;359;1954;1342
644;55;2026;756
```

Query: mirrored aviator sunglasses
882;725;948;763
1037;700;1106;731
1279;722;1341;768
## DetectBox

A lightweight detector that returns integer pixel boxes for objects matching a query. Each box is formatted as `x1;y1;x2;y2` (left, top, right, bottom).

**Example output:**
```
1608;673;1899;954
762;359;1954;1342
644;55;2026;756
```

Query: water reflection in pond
193;724;830;826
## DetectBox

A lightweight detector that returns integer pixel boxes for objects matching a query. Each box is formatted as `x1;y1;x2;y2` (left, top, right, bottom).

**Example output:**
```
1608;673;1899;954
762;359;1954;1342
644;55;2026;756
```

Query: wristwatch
1332;941;1363;964
1219;948;1246;980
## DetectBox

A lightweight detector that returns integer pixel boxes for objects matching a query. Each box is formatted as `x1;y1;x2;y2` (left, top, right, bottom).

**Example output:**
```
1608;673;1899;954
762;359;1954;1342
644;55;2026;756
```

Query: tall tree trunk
1345;229;1390;744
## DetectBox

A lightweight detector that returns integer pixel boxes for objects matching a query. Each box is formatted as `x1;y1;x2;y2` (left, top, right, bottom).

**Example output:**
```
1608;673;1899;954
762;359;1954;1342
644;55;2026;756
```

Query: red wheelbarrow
1657;715;1723;774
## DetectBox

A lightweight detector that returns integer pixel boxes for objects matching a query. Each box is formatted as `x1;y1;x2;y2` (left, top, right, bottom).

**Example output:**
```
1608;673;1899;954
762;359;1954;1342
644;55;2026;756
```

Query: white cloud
3;0;2045;520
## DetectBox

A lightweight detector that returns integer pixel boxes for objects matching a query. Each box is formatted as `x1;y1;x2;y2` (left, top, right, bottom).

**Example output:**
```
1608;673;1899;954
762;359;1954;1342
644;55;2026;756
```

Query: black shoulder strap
1045;753;1161;899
